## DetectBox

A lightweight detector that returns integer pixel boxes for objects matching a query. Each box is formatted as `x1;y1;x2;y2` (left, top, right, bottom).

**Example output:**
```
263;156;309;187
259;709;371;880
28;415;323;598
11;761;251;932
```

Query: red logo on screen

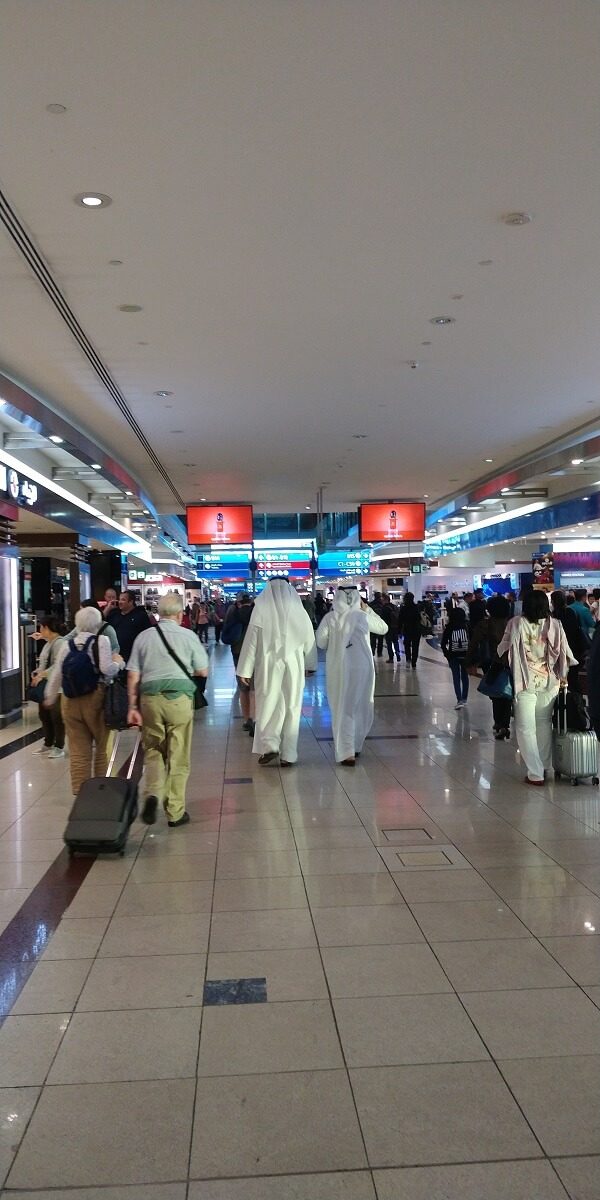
359;503;425;543
186;505;254;545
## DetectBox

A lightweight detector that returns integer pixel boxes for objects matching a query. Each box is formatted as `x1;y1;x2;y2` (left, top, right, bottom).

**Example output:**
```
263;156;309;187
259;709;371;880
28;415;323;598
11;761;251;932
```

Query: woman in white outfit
498;589;576;786
237;578;317;766
316;585;388;766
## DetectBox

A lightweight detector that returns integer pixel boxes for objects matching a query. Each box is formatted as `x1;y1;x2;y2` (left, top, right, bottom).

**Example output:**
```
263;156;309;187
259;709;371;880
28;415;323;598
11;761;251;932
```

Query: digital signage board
317;549;372;576
186;505;253;546
358;502;425;544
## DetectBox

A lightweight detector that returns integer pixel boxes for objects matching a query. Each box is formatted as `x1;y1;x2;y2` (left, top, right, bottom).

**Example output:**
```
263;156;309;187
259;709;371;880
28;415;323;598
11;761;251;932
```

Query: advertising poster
187;505;253;545
358;502;425;544
532;550;554;588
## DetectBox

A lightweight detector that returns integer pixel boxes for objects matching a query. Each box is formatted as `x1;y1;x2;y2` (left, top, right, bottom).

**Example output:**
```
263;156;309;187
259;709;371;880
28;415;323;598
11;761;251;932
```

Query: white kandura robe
316;599;388;762
237;581;317;763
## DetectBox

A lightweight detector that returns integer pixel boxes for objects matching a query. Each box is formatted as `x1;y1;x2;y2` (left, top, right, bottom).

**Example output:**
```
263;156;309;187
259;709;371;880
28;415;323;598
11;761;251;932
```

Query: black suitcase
64;731;142;856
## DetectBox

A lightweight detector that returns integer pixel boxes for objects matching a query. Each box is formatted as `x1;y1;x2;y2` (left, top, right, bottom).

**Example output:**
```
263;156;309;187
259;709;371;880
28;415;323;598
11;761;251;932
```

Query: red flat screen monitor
359;502;426;543
186;504;254;546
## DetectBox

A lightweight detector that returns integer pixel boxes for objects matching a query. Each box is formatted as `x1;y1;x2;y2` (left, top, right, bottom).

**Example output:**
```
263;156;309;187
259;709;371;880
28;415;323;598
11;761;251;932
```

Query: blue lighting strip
425;493;600;556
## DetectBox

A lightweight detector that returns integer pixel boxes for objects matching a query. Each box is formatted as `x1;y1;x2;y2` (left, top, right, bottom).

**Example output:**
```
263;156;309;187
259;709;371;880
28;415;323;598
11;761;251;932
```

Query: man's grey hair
75;607;102;633
158;593;184;618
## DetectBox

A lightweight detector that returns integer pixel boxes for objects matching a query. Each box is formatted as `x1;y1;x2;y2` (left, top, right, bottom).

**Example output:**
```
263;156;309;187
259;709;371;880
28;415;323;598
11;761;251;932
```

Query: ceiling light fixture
91;463;101;470
118;304;142;312
154;390;173;398
200;497;206;502
305;505;311;510
571;458;584;466
125;490;133;496
48;435;64;444
75;193;112;208
484;458;493;463
502;211;533;226
583;496;589;501
430;316;455;326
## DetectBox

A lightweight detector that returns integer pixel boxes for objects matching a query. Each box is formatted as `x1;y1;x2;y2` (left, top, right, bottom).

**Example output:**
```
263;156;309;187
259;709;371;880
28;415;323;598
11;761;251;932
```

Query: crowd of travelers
28;575;600;830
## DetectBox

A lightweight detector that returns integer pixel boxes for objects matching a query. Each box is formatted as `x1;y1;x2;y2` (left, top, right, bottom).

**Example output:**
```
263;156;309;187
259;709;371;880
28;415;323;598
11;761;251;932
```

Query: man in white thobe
316;585;387;765
237;578;317;766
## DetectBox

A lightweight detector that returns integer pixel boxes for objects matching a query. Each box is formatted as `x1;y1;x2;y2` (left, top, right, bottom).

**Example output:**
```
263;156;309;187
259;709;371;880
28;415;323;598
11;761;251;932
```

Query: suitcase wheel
594;777;600;787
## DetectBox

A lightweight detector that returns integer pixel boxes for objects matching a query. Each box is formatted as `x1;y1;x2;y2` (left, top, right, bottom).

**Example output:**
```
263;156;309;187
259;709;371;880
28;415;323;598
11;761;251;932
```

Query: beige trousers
61;688;108;795
140;693;194;821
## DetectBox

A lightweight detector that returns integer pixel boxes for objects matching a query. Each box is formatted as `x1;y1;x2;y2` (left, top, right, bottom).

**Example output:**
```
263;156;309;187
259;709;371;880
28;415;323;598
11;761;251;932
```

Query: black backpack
62;638;99;698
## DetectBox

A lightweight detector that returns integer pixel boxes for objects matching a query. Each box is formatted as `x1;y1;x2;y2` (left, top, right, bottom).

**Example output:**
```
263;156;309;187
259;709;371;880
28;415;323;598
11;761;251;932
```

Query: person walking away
316;585;387;764
44;608;123;795
212;597;226;643
368;592;385;657
108;589;153;660
381;595;401;662
469;588;487;628
29;616;65;757
467;595;512;738
127;594;209;827
314;592;327;625
498;589;575;786
196;601;210;644
570;588;596;646
551;590;588;694
237;578;317;766
442;607;470;708
399;592;423;668
223;593;256;734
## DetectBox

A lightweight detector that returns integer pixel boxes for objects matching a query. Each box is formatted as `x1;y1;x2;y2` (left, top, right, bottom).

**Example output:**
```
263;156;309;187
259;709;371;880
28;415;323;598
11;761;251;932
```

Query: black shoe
247;720;256;736
386;658;394;663
280;759;295;768
141;795;158;825
242;719;252;731
258;751;279;766
168;812;190;828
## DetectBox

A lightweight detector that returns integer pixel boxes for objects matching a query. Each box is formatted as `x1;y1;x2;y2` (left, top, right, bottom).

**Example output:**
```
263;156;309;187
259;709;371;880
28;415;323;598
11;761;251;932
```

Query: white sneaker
454;702;464;709
48;747;65;759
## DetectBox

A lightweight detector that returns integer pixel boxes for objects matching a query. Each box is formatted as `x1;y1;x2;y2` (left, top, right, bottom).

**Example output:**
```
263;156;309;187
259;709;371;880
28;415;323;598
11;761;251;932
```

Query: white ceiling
1;0;600;514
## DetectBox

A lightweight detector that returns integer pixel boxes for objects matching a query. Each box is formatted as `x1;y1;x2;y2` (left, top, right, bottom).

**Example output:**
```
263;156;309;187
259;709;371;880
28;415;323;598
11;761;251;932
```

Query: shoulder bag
153;624;208;709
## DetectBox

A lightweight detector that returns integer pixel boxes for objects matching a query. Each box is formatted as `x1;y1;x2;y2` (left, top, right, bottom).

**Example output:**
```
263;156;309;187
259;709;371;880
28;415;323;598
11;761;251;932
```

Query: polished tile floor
0;644;599;1197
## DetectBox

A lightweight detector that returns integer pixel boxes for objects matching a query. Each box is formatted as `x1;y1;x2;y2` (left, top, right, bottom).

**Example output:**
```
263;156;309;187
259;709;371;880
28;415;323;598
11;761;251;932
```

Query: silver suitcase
553;690;599;787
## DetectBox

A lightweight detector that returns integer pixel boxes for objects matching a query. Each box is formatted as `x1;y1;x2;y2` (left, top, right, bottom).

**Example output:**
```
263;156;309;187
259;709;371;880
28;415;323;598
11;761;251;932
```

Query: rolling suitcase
64;730;142;856
552;689;599;787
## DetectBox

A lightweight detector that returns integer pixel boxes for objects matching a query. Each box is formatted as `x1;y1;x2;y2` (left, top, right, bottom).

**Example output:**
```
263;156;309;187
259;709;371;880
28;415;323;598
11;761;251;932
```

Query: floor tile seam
277;750;373;1172
486;793;600;835
183;1156;557;1184
183;698;230;1183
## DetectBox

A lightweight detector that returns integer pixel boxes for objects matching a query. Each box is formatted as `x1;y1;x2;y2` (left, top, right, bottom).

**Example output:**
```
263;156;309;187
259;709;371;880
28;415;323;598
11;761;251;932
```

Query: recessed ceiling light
154;390;173;397
583;496;589;500
510;558;515;562
138;341;149;346
108;259;123;266
75;193;112;208
48;435;64;444
451;294;463;300
423;494;429;498
125;490;133;496
478;259;493;266
571;458;583;465
541;531;546;536
200;497;206;501
46;103;67;114
305;505;311;510
118;304;142;312
502;211;533;226
430;316;455;326
91;463;101;470
484;458;493;463
421;340;432;346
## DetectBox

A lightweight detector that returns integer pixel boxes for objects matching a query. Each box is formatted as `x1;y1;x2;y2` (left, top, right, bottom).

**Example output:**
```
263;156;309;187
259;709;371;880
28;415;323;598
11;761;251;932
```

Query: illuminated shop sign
0;464;38;507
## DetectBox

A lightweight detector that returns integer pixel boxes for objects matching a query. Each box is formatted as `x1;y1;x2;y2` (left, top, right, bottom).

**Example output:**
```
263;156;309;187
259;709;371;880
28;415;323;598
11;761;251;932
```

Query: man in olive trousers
127;593;208;827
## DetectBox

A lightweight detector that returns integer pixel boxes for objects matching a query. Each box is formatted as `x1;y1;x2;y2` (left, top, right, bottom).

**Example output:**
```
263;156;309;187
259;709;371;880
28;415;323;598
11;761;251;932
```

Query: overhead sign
532;550;554;586
317;549;371;576
256;549;311;579
0;464;38;507
196;550;251;577
187;504;253;545
359;503;425;544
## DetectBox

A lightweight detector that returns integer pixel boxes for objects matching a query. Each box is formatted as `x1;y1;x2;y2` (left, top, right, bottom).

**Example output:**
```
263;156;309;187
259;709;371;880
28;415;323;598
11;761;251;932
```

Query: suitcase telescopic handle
558;685;569;736
106;729;143;779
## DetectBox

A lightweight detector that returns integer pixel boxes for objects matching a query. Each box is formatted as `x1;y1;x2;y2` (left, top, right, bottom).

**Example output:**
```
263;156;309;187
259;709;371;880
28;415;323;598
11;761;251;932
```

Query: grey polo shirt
127;619;208;697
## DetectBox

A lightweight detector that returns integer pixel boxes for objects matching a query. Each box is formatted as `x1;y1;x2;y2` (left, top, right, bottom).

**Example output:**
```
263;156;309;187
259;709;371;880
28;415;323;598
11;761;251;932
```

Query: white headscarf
332;584;368;640
251;578;311;656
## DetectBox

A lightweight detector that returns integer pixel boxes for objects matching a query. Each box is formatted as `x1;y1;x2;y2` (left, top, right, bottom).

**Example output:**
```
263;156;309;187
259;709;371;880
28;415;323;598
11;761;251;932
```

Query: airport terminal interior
1;2;600;1197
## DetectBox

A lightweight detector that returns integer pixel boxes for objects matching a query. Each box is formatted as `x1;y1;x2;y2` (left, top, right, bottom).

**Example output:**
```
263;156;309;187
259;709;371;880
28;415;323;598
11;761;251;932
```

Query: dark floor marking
0;850;95;1018
0;727;44;761
224;776;254;784
204;977;267;1005
0;740;143;1021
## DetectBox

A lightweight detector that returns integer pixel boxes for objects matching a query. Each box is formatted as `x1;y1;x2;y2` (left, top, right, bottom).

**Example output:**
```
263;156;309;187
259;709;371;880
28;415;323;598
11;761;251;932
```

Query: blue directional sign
317;549;371;576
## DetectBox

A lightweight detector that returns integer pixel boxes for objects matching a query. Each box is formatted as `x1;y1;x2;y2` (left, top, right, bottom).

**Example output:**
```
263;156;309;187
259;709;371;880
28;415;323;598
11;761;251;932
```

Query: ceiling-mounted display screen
186;504;253;545
358;502;426;544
